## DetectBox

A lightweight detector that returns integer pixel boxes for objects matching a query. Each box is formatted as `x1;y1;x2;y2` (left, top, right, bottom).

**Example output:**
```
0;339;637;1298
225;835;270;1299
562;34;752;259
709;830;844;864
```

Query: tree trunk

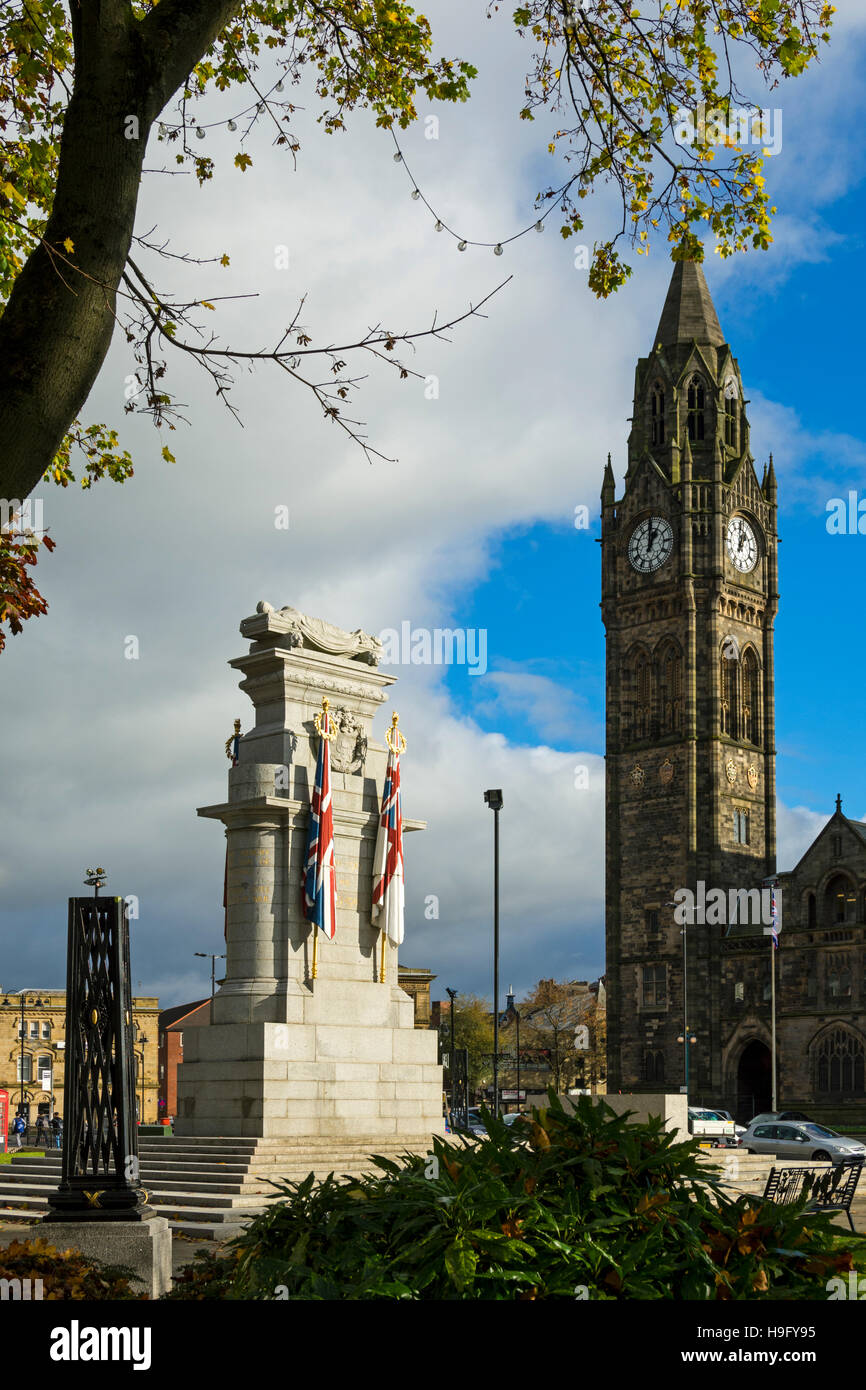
0;0;240;502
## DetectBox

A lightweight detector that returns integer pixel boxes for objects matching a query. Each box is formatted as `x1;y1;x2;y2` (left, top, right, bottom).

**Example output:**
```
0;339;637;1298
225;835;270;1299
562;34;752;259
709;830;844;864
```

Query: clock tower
601;259;779;1101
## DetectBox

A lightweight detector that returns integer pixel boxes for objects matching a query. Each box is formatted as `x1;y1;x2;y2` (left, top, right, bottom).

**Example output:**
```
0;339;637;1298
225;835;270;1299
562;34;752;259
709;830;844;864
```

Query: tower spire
653;259;725;349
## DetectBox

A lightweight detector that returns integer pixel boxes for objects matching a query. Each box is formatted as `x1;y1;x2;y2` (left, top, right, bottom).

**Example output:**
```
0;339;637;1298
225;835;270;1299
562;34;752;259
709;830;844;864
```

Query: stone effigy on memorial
175;602;444;1141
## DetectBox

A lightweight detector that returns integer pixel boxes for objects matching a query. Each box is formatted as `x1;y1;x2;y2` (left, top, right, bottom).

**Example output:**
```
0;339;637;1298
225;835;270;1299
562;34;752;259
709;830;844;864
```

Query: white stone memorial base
178;979;443;1139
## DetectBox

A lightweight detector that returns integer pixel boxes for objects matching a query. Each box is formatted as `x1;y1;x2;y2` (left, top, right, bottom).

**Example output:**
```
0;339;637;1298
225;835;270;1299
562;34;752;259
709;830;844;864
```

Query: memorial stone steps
0;1134;441;1239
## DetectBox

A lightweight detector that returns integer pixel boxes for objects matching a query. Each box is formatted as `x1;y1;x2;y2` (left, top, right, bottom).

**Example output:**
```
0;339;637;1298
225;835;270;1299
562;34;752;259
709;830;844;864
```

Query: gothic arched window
644;1049;665;1084
741;648;760;745
687;375;705;442
657;641;683;734
724;379;739;448
807;894;817;929
650;384;665;446
825;874;856;926
720;648;739;737
814;1028;866;1095
633;649;653;741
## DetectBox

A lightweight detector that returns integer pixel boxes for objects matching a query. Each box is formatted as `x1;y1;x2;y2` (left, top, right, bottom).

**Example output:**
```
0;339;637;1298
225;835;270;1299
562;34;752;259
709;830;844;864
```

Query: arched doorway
736;1040;771;1123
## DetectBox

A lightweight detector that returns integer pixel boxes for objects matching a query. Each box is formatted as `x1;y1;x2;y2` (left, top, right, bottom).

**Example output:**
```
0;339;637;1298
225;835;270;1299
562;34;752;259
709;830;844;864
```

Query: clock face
628;516;674;574
726;515;758;573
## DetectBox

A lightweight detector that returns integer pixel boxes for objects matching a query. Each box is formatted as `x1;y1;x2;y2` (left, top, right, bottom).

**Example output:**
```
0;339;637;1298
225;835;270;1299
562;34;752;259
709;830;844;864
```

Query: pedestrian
12;1114;26;1150
35;1114;47;1148
51;1114;62;1149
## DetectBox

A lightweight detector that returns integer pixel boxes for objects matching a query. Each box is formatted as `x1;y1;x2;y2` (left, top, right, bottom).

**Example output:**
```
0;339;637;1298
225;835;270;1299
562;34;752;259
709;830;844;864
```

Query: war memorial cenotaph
175;602;444;1146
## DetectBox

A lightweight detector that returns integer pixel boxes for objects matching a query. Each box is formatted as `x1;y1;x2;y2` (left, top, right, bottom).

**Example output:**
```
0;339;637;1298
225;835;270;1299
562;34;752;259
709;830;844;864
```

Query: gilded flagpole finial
386;711;406;754
314;697;335;740
225;718;241;761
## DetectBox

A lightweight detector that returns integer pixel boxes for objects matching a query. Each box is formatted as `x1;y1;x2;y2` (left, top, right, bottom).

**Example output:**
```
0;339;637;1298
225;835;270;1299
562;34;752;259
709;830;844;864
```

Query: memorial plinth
175;603;444;1140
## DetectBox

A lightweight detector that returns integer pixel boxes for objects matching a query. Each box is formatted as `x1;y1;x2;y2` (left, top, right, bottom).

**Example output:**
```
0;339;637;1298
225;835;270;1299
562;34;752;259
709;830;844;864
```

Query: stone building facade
0;988;159;1125
602;259;777;1104
603;260;866;1124
720;799;866;1125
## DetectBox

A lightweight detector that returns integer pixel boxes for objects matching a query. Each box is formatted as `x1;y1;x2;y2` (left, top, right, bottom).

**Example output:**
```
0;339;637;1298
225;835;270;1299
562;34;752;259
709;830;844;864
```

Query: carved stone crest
659;757;674;786
747;765;758;790
629;763;645;790
725;757;738;785
328;708;368;775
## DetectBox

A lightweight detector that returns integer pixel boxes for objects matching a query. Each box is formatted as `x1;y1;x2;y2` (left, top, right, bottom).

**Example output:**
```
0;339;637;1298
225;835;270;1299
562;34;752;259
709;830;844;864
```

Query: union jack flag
770;886;780;950
302;708;337;940
371;741;404;945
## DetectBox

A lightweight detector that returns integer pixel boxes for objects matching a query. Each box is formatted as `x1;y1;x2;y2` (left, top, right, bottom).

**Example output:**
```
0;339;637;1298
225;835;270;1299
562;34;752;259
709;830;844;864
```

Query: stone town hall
602;260;866;1124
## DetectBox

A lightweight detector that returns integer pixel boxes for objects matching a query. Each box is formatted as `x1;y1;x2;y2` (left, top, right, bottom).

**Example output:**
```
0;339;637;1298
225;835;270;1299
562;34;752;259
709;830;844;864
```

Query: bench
761;1158;864;1232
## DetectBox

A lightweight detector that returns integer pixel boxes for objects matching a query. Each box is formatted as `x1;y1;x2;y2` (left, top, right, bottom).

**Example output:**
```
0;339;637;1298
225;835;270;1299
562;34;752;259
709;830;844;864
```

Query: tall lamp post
667;896;693;1100
446;987;457;1121
514;1008;521;1112
195;951;226;1020
484;789;503;1118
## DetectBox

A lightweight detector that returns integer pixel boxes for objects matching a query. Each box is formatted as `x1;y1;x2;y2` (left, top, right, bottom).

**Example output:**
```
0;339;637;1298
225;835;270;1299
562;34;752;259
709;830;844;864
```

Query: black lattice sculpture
44;898;149;1222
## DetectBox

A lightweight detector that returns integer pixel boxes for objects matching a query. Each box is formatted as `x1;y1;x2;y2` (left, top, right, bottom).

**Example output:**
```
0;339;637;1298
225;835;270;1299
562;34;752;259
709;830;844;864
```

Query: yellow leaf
62;238;74;254
200;301;215;310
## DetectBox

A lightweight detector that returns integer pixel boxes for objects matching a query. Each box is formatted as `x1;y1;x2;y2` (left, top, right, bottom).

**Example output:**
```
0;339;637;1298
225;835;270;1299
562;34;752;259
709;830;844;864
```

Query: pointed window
720;647;739;737
633;650;653;741
650;384;665;446
658;641;683;734
724;379;739;449
741;648;760;745
814;1028;866;1095
687;375;705;442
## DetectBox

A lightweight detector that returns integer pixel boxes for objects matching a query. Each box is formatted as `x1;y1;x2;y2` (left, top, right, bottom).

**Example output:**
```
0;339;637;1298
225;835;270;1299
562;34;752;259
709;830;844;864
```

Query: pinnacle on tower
764;452;777;502
602;452;615;505
653;259;725;349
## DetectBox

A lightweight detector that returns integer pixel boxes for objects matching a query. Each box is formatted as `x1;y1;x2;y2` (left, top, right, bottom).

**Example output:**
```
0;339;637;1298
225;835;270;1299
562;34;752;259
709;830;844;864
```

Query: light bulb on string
196;125;206;140
275;80;284;92
457;240;467;251
435;221;443;232
411;189;420;200
227;119;237;132
535;220;544;232
393;151;403;162
158;124;167;137
494;243;503;256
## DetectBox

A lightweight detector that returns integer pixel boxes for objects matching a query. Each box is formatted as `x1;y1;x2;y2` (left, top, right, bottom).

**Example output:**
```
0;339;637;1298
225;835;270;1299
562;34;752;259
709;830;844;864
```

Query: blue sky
3;4;866;1011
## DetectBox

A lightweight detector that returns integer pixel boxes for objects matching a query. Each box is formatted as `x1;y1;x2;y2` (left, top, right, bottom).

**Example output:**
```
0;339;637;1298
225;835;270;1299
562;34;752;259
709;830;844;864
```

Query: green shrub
170;1093;866;1300
0;1238;144;1299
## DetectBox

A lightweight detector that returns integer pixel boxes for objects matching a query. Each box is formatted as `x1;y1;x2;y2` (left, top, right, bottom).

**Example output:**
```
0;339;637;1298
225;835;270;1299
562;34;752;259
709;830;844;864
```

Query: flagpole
312;926;318;981
379;930;386;984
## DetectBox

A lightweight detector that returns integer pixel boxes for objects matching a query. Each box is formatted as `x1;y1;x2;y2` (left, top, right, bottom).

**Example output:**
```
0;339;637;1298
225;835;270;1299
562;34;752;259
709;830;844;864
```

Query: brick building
0;988;159;1124
157;999;209;1121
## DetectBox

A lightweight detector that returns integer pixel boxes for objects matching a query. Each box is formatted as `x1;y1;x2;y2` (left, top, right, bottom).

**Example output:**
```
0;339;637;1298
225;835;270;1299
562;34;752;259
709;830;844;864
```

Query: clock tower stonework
602;260;778;1101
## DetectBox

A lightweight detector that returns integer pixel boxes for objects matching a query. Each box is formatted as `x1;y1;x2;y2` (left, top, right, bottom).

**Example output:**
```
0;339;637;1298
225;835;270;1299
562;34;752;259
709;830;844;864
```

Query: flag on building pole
223;719;241;939
372;713;406;981
770;885;780;950
302;699;337;976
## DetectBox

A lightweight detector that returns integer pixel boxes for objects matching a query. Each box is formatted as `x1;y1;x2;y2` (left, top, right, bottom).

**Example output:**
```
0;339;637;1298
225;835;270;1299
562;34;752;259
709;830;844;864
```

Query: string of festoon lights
389;127;561;255
156;74;289;140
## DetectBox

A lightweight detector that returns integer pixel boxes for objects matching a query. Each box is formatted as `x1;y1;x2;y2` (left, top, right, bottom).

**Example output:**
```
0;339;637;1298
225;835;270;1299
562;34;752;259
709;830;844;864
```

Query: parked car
688;1106;737;1148
740;1120;866;1162
502;1112;528;1128
749;1111;810;1127
710;1108;747;1138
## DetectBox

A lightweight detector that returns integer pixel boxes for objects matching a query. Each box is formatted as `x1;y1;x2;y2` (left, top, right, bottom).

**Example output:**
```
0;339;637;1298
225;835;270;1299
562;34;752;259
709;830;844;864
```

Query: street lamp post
446;987;457;1121
515;1009;521;1111
667;897;693;1100
484;789;503;1118
195;951;226;1022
